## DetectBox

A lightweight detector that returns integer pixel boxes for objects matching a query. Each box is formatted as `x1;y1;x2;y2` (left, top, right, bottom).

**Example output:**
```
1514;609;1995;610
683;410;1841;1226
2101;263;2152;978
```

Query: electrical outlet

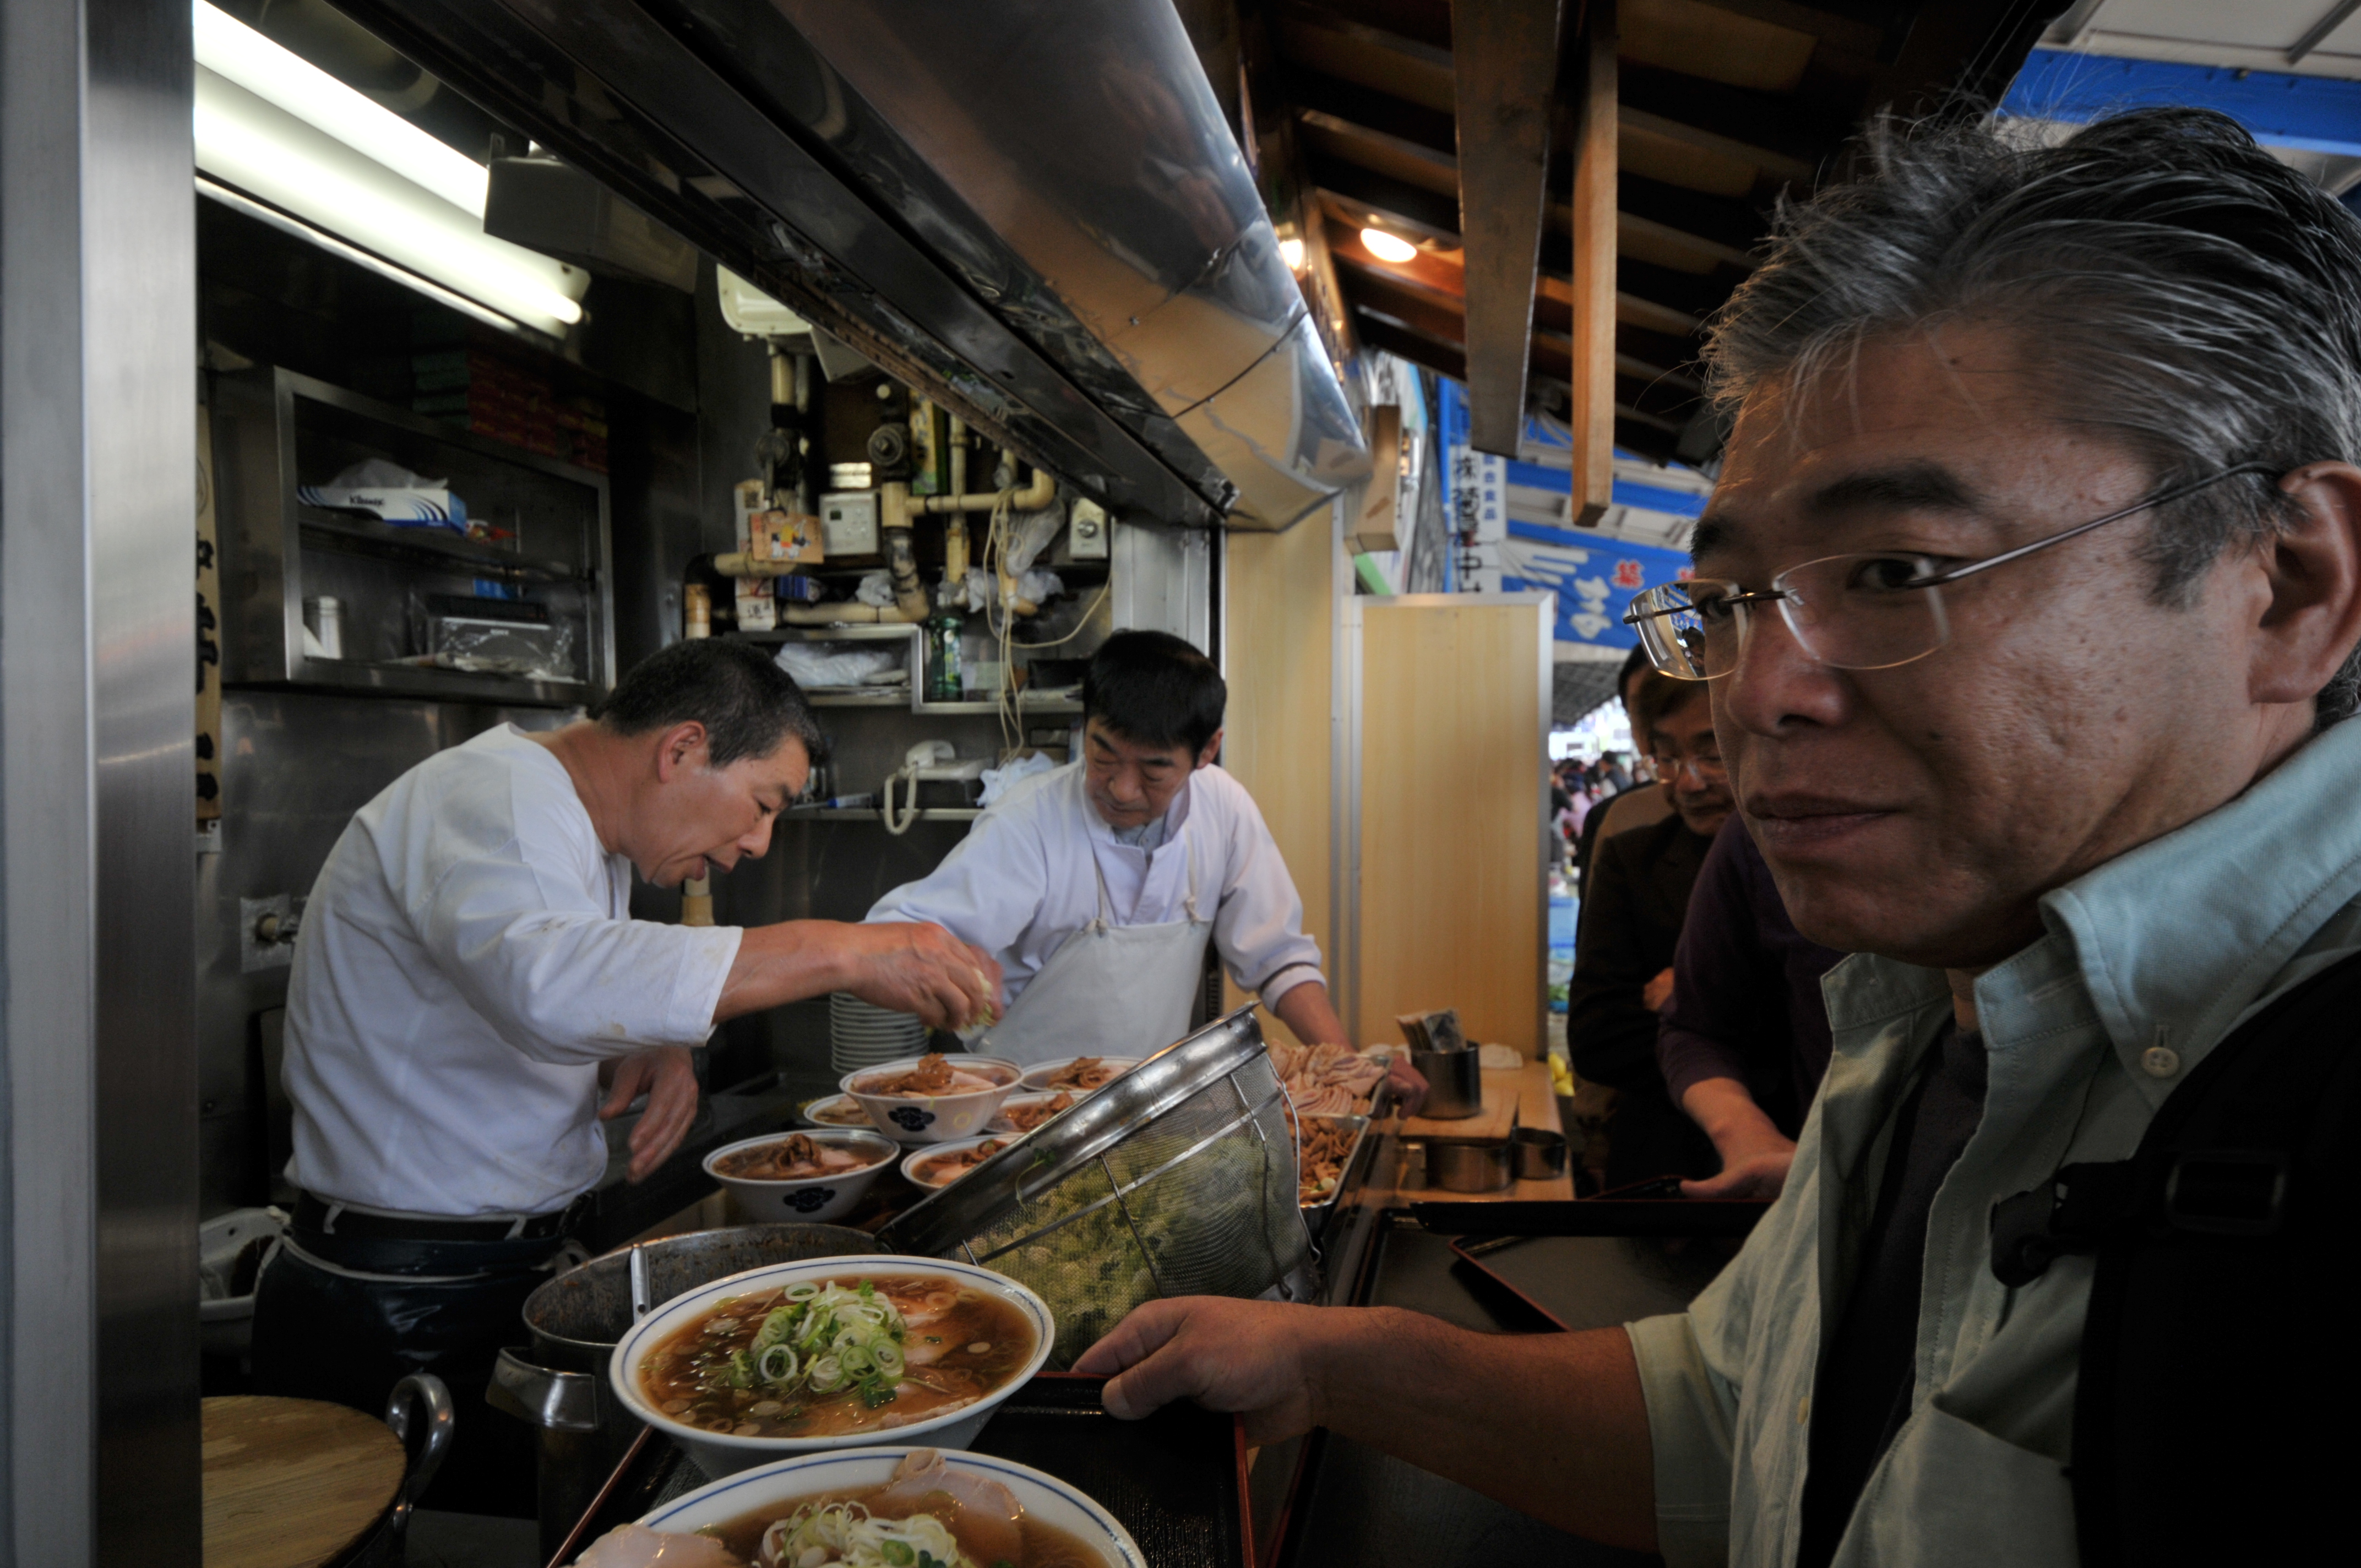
1069;497;1110;560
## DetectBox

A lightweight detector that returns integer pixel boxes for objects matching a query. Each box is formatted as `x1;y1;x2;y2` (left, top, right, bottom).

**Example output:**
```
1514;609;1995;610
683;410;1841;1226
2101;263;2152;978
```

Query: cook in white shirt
871;631;1421;1103
255;639;998;1502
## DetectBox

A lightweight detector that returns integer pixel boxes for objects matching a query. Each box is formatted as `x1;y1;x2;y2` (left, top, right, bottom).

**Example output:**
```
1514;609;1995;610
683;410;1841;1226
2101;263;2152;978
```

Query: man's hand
717;919;1003;1031
1073;1297;1330;1445
1642;966;1676;1012
600;1046;699;1183
1682;1147;1795;1199
842;922;1004;1032
1677;1076;1797;1199
1384;1054;1429;1116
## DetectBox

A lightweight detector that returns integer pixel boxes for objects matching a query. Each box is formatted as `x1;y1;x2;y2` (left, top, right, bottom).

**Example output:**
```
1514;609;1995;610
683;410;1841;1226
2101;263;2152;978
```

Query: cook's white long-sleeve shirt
866;761;1325;1012
284;725;743;1217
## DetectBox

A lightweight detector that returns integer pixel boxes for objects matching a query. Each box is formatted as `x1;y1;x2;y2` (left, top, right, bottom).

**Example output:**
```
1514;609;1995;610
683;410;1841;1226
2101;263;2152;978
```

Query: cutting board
1400;1074;1521;1143
203;1395;404;1568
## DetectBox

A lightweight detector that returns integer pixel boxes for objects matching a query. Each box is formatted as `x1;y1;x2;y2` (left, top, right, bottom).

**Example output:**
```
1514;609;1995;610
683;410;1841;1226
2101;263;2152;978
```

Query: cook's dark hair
1083;630;1225;756
1706;106;2361;726
592;638;828;767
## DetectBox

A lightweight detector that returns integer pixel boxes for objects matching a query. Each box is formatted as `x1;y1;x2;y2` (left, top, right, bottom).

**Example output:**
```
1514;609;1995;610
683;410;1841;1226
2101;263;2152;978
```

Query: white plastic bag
1003;502;1066;574
978;750;1059;806
772;642;906;689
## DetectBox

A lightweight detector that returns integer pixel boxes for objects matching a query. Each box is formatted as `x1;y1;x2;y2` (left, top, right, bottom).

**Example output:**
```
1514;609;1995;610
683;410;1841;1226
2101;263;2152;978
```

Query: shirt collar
2037;715;2361;1091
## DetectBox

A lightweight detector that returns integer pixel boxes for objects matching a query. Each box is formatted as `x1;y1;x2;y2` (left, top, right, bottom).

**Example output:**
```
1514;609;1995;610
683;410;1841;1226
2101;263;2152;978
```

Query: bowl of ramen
997;1091;1076;1135
901;1136;1020;1190
798;1094;875;1131
841;1054;1022;1146
1016;1057;1139;1096
704;1132;899;1223
612;1256;1053;1479
573;1444;1145;1567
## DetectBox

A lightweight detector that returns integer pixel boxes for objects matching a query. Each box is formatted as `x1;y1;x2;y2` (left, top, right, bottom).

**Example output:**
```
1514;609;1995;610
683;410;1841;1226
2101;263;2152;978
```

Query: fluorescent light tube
194;1;489;217
195;64;586;335
198;176;525;336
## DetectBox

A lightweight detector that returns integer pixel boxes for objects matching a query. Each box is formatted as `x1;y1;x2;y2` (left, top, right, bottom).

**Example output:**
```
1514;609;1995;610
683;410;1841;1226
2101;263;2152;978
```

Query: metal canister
1410;1047;1484;1119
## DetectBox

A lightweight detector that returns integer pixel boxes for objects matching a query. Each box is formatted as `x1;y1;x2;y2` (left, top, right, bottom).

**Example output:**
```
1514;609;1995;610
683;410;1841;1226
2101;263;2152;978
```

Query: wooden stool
203;1396;406;1568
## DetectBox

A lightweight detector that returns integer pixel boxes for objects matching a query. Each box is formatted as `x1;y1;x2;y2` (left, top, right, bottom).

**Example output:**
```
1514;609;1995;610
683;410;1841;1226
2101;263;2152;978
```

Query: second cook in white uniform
870;631;1419;1104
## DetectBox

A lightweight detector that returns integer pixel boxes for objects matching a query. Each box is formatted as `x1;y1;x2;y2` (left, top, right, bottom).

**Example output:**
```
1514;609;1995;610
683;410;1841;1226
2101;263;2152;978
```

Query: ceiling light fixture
194;2;489;215
1359;227;1418;264
1279;236;1306;271
191;2;587;336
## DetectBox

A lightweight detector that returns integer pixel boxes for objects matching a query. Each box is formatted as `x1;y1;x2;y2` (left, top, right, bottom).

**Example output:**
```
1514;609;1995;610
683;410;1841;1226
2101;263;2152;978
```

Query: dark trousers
250;1225;559;1517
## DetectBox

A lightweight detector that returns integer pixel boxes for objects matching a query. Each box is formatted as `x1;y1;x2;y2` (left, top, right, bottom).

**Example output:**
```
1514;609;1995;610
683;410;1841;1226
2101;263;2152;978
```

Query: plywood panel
1220;499;1347;1045
1357;598;1548;1056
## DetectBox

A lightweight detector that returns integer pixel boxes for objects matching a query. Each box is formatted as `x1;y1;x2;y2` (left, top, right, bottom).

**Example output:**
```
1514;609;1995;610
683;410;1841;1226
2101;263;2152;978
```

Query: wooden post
1452;0;1565;457
1569;0;1619;525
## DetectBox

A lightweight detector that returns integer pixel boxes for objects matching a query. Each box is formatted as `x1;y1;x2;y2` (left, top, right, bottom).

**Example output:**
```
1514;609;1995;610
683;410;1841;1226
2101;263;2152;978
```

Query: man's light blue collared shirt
1628;716;2361;1566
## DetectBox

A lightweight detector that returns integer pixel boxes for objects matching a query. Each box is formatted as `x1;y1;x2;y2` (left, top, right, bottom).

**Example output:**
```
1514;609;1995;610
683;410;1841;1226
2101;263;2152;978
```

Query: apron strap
1089;846;1113;934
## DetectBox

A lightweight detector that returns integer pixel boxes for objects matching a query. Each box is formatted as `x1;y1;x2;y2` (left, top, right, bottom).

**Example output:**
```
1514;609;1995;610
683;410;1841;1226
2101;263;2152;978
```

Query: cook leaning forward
252;639;1002;1509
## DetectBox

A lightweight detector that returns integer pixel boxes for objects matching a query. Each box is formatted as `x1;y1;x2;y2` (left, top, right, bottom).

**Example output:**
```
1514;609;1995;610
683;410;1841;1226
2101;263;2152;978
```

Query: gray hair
1703;107;2361;726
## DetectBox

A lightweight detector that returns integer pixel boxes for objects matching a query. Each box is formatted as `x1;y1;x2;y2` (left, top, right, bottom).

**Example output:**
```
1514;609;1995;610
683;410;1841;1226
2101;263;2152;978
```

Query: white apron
973;828;1212;1067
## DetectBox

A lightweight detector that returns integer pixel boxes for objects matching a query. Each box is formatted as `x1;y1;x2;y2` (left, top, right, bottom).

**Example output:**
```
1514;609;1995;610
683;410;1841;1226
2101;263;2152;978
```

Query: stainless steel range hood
338;0;1368;530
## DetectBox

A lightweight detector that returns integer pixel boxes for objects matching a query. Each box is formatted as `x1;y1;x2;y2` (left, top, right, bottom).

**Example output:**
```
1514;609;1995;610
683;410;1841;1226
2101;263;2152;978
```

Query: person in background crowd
1575;647;1674;875
1601;750;1636;793
1566;671;1735;1185
1657;815;1845;1197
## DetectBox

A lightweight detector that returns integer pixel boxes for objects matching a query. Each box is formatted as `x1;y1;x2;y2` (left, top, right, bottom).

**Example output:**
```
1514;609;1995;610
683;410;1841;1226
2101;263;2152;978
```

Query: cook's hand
845;922;1004;1033
1680;1145;1794;1200
600;1046;700;1183
1074;1297;1329;1445
1642;966;1675;1012
1385;1054;1428;1116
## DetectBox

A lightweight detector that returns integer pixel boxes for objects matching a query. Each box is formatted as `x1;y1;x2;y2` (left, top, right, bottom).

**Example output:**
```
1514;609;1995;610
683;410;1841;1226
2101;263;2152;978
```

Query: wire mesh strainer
878;1005;1312;1365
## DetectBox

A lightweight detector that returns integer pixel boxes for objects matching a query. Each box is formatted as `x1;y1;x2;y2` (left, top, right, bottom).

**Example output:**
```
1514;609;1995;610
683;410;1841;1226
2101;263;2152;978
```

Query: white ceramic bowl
841;1054;1022;1145
996;1090;1079;1136
627;1446;1146;1567
900;1134;1020;1190
702;1130;898;1223
1017;1056;1141;1095
797;1092;876;1130
610;1254;1054;1479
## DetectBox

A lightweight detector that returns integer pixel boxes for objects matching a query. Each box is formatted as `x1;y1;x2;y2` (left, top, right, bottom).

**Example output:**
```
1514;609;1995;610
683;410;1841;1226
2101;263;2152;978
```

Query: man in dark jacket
1567;671;1733;1185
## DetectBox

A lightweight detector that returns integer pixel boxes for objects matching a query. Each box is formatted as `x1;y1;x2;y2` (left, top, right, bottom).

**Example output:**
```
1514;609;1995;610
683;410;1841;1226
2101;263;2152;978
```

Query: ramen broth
640;1275;1033;1439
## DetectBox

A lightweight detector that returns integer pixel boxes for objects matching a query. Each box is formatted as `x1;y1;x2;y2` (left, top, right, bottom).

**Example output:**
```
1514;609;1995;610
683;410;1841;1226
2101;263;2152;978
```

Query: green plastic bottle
925;612;964;702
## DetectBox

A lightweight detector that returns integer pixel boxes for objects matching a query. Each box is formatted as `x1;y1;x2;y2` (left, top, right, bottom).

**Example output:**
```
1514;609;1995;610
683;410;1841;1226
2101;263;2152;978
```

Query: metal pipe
916;465;1054;515
878;480;933;620
777;602;923;624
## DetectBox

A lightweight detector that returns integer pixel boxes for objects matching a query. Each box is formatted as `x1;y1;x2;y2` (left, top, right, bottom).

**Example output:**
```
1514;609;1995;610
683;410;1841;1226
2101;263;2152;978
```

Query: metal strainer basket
878;1005;1310;1365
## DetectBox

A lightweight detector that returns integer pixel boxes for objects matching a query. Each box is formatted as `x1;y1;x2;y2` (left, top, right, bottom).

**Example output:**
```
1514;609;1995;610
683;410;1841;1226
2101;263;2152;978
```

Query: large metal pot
489;1223;875;1560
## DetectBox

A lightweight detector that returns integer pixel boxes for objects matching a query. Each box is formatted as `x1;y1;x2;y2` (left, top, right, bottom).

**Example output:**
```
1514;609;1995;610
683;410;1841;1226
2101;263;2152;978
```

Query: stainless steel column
3;0;199;1561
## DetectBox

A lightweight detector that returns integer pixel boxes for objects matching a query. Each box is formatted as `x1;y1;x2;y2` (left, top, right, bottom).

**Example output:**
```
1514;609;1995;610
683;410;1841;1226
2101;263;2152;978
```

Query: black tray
555;1373;1249;1567
1411;1196;1771;1237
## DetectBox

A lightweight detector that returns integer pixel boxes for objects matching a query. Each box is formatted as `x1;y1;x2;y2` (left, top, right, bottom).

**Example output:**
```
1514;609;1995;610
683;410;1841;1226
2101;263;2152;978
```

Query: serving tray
554;1372;1250;1568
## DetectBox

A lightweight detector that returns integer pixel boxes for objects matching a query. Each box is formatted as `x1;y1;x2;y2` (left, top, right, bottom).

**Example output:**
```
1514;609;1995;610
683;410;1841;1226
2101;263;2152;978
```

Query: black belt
293;1191;588;1244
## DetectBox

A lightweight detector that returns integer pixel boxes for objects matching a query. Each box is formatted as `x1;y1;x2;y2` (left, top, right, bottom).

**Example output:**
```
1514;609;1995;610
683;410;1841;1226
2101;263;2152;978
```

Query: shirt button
2140;1046;2181;1079
1796;1395;1811;1427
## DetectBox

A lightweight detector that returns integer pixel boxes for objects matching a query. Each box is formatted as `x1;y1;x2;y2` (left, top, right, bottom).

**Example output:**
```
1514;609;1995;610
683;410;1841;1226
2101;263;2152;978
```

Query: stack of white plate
828;992;927;1075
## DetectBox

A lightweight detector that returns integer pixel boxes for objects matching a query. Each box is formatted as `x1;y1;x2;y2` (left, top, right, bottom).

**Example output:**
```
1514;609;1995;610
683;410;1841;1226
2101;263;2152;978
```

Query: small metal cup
1426;1140;1513;1193
1511;1126;1568;1181
1409;1047;1484;1119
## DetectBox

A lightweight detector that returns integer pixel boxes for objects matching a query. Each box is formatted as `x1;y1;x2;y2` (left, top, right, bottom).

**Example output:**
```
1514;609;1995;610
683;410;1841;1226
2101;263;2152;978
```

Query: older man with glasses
1073;107;2361;1565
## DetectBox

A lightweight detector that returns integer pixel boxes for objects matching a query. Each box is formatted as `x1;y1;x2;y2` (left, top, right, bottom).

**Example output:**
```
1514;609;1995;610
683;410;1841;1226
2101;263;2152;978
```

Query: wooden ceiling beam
1271;1;1456;112
1568;0;1622;526
1452;0;1565;456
